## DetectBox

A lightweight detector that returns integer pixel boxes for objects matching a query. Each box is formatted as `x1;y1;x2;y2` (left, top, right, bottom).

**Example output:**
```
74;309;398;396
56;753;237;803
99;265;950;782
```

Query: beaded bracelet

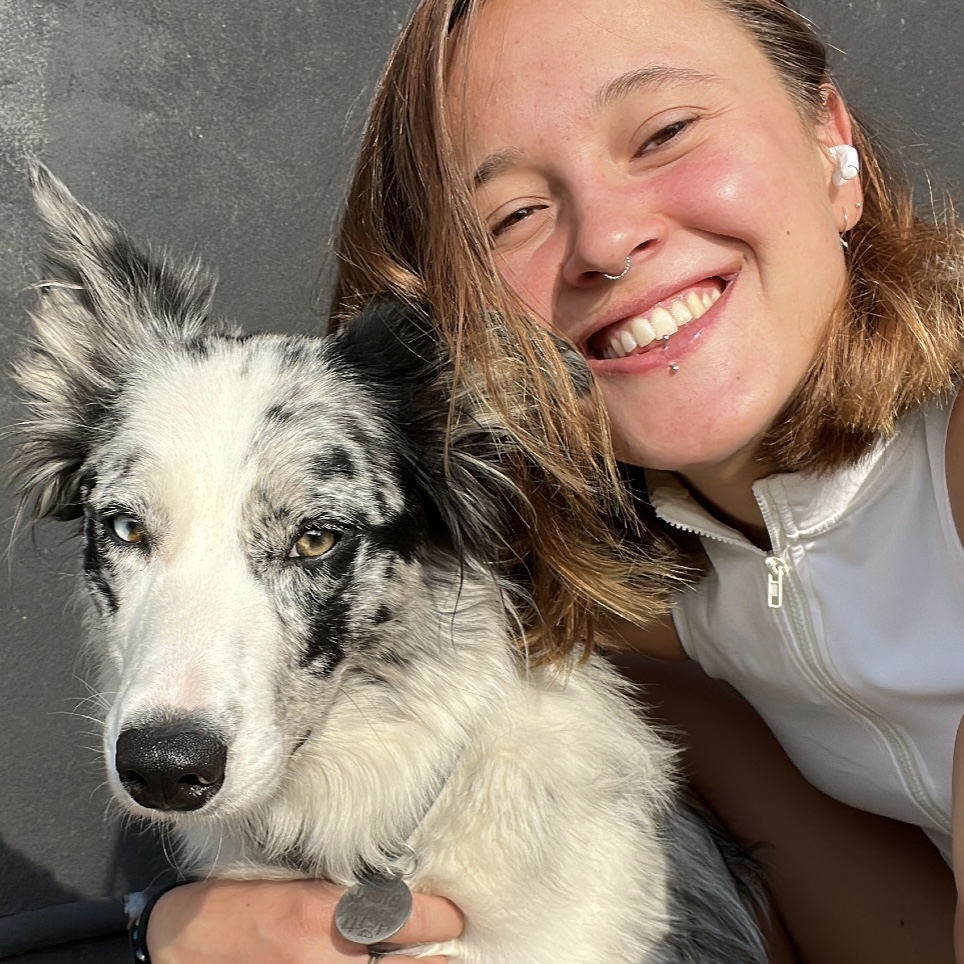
128;883;185;964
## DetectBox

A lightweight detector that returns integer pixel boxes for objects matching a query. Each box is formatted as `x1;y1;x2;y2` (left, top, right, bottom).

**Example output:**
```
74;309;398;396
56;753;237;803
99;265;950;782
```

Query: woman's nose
561;188;665;287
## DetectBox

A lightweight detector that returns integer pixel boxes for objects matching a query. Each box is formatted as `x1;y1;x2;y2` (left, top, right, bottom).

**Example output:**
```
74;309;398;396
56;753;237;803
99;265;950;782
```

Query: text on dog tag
334;872;414;945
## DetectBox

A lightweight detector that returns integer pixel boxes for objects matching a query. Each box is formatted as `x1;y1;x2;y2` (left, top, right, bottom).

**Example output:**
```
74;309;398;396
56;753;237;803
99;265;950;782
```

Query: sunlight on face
450;0;855;482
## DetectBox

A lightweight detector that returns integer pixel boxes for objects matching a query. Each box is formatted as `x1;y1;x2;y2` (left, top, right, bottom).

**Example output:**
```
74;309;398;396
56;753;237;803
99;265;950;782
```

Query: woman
143;0;963;960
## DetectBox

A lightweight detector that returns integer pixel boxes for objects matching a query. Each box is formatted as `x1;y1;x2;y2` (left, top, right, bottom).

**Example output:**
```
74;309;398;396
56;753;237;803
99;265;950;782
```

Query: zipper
652;478;950;835
754;490;951;834
651;487;789;608
764;554;787;609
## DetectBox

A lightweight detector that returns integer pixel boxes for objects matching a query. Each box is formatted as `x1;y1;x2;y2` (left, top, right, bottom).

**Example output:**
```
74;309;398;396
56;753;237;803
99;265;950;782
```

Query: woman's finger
383;893;464;946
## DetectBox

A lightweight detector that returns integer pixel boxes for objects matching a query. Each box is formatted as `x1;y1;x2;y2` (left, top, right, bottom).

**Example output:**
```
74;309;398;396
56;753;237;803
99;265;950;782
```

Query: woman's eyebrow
471;66;722;188
473;148;522;188
594;65;724;111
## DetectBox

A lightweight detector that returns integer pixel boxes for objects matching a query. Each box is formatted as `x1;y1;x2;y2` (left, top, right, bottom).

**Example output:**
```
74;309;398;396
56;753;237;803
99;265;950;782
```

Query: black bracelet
128;883;185;964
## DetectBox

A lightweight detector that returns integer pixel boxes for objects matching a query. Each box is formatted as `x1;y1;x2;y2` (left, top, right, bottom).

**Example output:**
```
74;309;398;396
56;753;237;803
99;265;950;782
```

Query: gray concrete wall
0;0;962;960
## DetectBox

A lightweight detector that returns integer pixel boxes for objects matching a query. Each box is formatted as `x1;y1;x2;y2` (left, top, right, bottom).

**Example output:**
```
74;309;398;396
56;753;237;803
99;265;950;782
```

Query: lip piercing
602;257;631;282
669;363;680;374
661;334;670;350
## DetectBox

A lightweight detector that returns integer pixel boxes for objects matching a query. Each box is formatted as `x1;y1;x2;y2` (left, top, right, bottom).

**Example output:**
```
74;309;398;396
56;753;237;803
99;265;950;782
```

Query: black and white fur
11;166;766;964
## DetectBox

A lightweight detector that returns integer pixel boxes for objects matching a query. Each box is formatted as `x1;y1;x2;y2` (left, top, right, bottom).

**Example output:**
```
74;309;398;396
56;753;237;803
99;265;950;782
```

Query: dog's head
12;167;529;852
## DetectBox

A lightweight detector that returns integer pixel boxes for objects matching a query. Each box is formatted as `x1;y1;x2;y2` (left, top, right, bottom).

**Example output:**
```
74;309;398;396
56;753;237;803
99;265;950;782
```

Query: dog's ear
328;295;442;391
331;297;525;567
11;164;221;521
29;162;219;346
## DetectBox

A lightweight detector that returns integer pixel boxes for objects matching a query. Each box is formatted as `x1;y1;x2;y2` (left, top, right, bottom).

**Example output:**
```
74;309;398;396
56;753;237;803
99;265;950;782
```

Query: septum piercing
602;256;631;281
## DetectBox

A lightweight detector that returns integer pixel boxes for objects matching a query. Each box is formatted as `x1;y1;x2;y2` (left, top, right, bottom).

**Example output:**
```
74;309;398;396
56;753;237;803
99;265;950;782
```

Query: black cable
0;896;129;958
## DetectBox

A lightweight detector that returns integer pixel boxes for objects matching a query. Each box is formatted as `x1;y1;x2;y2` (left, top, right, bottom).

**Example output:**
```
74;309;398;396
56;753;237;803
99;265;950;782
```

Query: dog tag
335;872;413;945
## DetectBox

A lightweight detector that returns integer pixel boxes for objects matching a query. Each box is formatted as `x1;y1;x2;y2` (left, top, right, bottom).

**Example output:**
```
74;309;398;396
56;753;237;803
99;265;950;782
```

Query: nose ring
602;257;631;282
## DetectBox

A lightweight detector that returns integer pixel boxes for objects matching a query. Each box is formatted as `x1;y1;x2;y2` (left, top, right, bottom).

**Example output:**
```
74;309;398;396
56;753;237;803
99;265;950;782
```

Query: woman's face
450;0;859;477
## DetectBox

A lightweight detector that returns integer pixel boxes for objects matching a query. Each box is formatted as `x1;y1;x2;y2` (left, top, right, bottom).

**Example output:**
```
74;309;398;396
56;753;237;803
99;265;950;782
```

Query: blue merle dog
10;165;765;964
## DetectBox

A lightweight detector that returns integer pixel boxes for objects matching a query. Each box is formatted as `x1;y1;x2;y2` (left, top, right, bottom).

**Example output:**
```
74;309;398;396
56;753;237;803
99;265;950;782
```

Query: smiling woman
138;0;964;962
333;0;964;640
449;0;852;486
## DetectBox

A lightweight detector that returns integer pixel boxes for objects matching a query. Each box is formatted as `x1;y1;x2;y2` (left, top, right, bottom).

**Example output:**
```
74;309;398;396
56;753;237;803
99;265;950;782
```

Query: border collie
10;165;765;964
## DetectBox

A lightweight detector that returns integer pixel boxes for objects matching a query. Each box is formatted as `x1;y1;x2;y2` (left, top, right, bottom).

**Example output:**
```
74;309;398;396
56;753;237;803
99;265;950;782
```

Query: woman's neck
679;452;776;551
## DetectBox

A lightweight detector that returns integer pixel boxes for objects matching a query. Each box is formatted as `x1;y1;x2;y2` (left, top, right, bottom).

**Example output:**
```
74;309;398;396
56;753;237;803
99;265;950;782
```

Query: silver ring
602;256;631;281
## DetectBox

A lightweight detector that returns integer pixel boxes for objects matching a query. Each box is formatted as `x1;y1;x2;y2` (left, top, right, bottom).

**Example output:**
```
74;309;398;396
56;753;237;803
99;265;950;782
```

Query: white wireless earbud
828;144;860;186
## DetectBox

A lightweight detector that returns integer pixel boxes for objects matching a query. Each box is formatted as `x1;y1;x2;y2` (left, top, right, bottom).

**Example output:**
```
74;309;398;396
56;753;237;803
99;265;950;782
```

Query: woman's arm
146;879;463;964
952;715;964;963
941;390;964;541
615;652;956;964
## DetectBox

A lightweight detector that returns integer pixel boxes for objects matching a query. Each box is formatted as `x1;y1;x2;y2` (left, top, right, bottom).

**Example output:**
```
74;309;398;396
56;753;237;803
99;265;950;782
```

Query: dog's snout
115;723;227;812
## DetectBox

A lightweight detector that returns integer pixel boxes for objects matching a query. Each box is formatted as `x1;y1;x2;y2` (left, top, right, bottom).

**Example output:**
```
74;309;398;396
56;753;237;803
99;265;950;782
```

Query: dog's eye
107;513;146;545
290;529;339;559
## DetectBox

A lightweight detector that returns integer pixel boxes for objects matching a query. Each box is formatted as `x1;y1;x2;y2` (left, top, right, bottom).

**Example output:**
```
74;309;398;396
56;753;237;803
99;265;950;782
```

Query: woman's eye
107;513;146;545
490;204;547;239
637;118;692;155
289;529;340;560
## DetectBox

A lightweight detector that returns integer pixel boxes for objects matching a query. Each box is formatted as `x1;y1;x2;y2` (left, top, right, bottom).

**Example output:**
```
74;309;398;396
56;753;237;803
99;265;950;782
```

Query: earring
840;209;850;250
828;144;860;186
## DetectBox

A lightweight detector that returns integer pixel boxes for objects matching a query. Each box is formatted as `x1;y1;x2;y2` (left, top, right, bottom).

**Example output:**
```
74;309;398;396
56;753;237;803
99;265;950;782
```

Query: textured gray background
0;0;963;960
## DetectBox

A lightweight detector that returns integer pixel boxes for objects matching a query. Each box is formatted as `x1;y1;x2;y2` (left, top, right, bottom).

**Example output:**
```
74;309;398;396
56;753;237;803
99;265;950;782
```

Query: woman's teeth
601;287;722;359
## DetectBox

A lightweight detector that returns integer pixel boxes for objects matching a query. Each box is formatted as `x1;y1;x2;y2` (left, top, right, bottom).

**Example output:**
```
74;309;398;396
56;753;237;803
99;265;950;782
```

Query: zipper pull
765;555;787;609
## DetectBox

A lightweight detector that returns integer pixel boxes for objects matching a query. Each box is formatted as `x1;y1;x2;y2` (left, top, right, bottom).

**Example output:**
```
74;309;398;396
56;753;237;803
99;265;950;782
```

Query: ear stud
828;144;860;186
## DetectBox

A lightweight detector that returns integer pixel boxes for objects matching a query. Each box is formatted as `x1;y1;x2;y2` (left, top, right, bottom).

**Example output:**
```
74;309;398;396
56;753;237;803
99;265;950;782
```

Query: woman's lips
587;278;727;361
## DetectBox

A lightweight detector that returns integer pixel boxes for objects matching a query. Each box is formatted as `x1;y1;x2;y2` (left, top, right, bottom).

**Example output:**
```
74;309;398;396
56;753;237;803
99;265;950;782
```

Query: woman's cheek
497;248;556;322
659;142;774;242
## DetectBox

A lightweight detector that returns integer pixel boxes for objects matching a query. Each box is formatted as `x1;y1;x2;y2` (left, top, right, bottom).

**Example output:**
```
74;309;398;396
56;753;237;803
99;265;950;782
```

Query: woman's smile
590;279;725;362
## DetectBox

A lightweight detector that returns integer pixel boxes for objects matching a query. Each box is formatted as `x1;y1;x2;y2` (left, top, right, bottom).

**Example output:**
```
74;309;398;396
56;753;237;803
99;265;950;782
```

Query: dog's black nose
115;723;227;812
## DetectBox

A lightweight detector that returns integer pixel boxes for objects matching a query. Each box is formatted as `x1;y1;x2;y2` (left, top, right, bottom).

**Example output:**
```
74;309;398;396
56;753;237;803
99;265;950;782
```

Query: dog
11;165;766;964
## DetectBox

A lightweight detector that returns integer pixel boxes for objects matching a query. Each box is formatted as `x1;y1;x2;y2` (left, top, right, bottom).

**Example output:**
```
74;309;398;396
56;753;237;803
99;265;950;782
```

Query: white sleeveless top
647;398;964;862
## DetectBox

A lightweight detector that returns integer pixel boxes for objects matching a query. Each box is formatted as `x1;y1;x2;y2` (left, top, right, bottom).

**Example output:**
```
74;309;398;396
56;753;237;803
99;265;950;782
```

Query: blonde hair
329;0;964;659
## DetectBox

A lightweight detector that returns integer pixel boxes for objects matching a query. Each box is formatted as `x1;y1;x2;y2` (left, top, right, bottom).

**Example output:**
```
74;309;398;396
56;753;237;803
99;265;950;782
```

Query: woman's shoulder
941;387;964;542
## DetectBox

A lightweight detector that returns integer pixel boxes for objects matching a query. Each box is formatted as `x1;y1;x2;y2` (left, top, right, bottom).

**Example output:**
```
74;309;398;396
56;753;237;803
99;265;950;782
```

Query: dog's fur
11;166;766;963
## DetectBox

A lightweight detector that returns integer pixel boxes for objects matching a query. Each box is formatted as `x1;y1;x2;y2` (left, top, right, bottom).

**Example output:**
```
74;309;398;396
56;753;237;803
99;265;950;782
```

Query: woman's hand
147;878;464;964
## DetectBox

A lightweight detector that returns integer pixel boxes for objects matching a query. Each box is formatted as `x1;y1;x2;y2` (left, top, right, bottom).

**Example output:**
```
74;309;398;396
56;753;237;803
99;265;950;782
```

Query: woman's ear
816;84;863;230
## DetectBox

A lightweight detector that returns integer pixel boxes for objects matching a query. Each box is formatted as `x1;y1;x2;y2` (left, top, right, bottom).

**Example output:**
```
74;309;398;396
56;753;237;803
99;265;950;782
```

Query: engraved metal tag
335;872;413;945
